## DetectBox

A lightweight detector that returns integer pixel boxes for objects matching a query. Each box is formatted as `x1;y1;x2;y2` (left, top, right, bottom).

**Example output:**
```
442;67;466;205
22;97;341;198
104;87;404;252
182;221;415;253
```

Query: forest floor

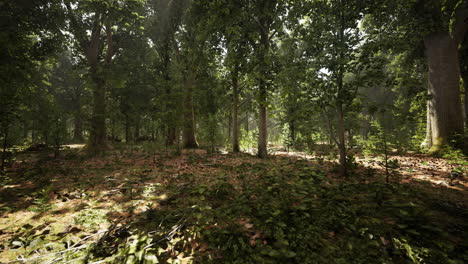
0;145;466;263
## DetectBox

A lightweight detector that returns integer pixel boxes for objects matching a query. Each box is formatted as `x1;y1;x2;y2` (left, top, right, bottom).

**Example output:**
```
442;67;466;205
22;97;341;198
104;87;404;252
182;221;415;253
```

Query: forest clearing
1;0;468;263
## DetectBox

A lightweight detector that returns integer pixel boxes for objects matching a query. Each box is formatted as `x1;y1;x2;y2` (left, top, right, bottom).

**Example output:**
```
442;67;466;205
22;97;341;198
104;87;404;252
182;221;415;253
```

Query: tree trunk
257;29;269;159
465;80;468;130
22;121;28;140
463;77;468;154
461;46;468;130
183;71;198;148
32;122;37;143
88;75;108;152
134;117;140;142
245;113;249;133
1;126;8;174
337;103;347;177
83;13;111;153
424;32;464;153
73;114;83;142
162;46;177;146
166;127;177;146
289;121;296;148
232;66;240;153
228;112;232;140
125;114;131;143
257;81;268;158
336;3;347;177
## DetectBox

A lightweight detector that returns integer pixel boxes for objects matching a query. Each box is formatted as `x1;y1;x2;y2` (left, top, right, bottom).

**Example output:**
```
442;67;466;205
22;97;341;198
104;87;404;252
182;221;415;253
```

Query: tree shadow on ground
0;147;466;263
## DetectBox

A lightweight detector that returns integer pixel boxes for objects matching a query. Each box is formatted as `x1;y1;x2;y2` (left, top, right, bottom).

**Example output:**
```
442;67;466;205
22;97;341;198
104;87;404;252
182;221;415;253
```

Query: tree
0;0;64;172
207;0;251;153
148;0;189;146
460;36;468;153
366;0;468;153
299;0;363;176
65;0;145;153
422;1;467;152
246;0;287;158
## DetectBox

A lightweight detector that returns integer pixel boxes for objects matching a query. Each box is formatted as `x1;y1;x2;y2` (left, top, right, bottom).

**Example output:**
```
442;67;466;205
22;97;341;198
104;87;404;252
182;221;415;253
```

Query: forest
0;0;467;263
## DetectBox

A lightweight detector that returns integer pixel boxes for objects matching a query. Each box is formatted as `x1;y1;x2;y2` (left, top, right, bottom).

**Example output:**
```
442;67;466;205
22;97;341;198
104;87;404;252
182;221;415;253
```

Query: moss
428;137;444;155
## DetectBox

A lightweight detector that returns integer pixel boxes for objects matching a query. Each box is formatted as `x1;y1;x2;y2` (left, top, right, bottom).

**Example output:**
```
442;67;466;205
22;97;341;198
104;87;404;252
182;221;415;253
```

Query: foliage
75;158;467;264
2;1;468;263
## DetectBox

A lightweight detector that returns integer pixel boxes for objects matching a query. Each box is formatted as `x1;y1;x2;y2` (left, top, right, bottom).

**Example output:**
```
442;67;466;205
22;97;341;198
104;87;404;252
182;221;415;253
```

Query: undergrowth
84;161;467;264
1;152;466;264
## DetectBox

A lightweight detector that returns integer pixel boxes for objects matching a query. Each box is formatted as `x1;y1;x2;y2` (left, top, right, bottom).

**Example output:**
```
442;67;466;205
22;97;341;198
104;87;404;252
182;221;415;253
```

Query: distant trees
2;0;467;172
0;0;64;171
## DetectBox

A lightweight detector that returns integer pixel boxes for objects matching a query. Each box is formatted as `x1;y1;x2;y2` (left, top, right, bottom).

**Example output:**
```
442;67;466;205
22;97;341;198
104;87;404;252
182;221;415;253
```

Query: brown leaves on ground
0;147;466;262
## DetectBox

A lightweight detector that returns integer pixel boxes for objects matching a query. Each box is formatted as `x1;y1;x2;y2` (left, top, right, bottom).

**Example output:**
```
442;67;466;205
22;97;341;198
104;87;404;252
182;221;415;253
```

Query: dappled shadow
0;146;466;263
273;150;468;191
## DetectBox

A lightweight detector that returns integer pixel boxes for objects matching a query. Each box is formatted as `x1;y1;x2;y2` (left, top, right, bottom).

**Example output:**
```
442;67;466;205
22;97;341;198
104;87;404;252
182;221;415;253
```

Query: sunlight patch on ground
64;144;85;149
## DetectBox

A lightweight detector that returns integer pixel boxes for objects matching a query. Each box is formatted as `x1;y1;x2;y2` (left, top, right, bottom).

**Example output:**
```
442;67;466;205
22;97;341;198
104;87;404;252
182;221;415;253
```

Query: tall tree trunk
463;76;468;154
88;74;108;151
183;71;198;148
73;88;83;142
232;66;240;153
1;126;8;174
289;121;296;148
337;103;347;177
465;80;468;130
166;127;177;146
461;41;468;131
83;13;111;153
162;46;177;146
257;80;268;158
424;32;464;153
422;102;433;148
125;114;131;143
110;118;115;141
257;28;269;159
245;113;249;133
337;2;347;176
134;117;140;142
22;121;28;140
73;114;83;142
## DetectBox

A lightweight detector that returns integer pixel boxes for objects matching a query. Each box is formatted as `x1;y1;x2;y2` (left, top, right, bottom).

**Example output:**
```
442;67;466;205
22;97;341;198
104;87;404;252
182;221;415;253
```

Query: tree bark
134;117;140;141
337;103;347;177
245;113;249;133
183;71;198;148
125;114;131;143
461;39;468;131
161;45;177;147
336;1;347;177
232;65;240;153
1;126;8;174
166;127;177;146
424;32;464;153
422;102;432;148
73;114;83;142
257;28;269;159
289;121;296;149
464;81;468;130
83;13;111;153
88;73;108;151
